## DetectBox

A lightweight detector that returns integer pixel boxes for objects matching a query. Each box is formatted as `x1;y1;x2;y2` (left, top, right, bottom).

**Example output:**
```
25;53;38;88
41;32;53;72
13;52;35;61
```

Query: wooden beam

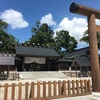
71;59;76;67
70;2;100;19
96;25;100;33
70;2;100;92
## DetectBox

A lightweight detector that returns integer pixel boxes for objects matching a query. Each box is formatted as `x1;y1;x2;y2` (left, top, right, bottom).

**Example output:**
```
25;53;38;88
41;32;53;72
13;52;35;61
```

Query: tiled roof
14;44;60;57
75;57;90;67
64;47;89;58
57;57;73;62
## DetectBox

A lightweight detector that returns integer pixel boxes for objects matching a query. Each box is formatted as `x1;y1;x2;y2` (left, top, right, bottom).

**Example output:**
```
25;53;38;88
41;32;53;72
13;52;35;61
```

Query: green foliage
27;21;78;58
55;30;77;54
30;21;54;45
80;30;89;43
0;19;17;53
80;30;100;48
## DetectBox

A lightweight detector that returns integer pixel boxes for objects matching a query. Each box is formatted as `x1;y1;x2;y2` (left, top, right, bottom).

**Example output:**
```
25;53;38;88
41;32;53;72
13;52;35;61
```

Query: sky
0;0;100;49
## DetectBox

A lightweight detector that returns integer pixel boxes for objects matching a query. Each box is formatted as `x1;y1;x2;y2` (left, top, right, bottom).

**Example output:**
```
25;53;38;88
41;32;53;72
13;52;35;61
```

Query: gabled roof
14;44;60;58
64;47;89;58
72;57;90;67
57;47;89;63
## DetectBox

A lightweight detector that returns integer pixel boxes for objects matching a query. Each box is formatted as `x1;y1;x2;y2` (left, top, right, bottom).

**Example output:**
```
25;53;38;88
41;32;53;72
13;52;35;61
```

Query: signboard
0;54;15;65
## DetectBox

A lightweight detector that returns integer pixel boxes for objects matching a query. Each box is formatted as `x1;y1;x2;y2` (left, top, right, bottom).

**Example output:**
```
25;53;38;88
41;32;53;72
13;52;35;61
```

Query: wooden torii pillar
70;2;100;92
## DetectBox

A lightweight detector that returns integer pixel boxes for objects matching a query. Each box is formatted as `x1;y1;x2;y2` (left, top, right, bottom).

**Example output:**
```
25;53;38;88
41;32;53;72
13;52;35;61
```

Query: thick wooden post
70;2;100;92
88;14;100;92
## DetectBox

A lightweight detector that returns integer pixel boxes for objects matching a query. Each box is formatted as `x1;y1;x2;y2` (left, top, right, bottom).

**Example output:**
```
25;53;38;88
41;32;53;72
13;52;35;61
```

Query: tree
55;30;77;56
30;21;54;45
0;19;17;53
29;22;77;58
80;30;100;48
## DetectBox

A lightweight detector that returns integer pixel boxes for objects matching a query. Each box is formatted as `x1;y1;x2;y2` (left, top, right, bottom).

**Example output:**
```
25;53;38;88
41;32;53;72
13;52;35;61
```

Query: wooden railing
0;79;91;100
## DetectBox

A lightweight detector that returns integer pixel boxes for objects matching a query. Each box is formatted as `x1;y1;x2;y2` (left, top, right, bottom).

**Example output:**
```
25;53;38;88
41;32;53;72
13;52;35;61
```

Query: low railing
0;79;91;100
0;72;19;81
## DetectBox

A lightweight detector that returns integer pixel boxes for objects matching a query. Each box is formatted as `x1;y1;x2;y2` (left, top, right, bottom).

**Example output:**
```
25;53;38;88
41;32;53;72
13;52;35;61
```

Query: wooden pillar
70;2;100;92
87;66;89;77
7;66;10;77
48;58;50;71
58;62;60;71
46;58;50;71
88;14;100;92
75;65;78;77
22;57;24;71
80;66;82;78
69;67;72;77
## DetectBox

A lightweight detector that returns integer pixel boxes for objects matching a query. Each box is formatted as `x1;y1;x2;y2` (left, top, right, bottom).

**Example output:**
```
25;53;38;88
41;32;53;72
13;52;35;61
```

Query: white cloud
0;9;29;29
96;19;100;25
54;17;88;48
40;14;100;49
40;13;56;26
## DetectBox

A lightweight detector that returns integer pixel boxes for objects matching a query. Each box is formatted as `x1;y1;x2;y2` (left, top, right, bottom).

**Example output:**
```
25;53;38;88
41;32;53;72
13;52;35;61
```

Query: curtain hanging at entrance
24;57;46;64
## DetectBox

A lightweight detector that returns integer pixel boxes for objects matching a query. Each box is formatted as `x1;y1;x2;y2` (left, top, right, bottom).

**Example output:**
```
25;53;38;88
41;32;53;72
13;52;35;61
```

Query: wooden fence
0;79;92;100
